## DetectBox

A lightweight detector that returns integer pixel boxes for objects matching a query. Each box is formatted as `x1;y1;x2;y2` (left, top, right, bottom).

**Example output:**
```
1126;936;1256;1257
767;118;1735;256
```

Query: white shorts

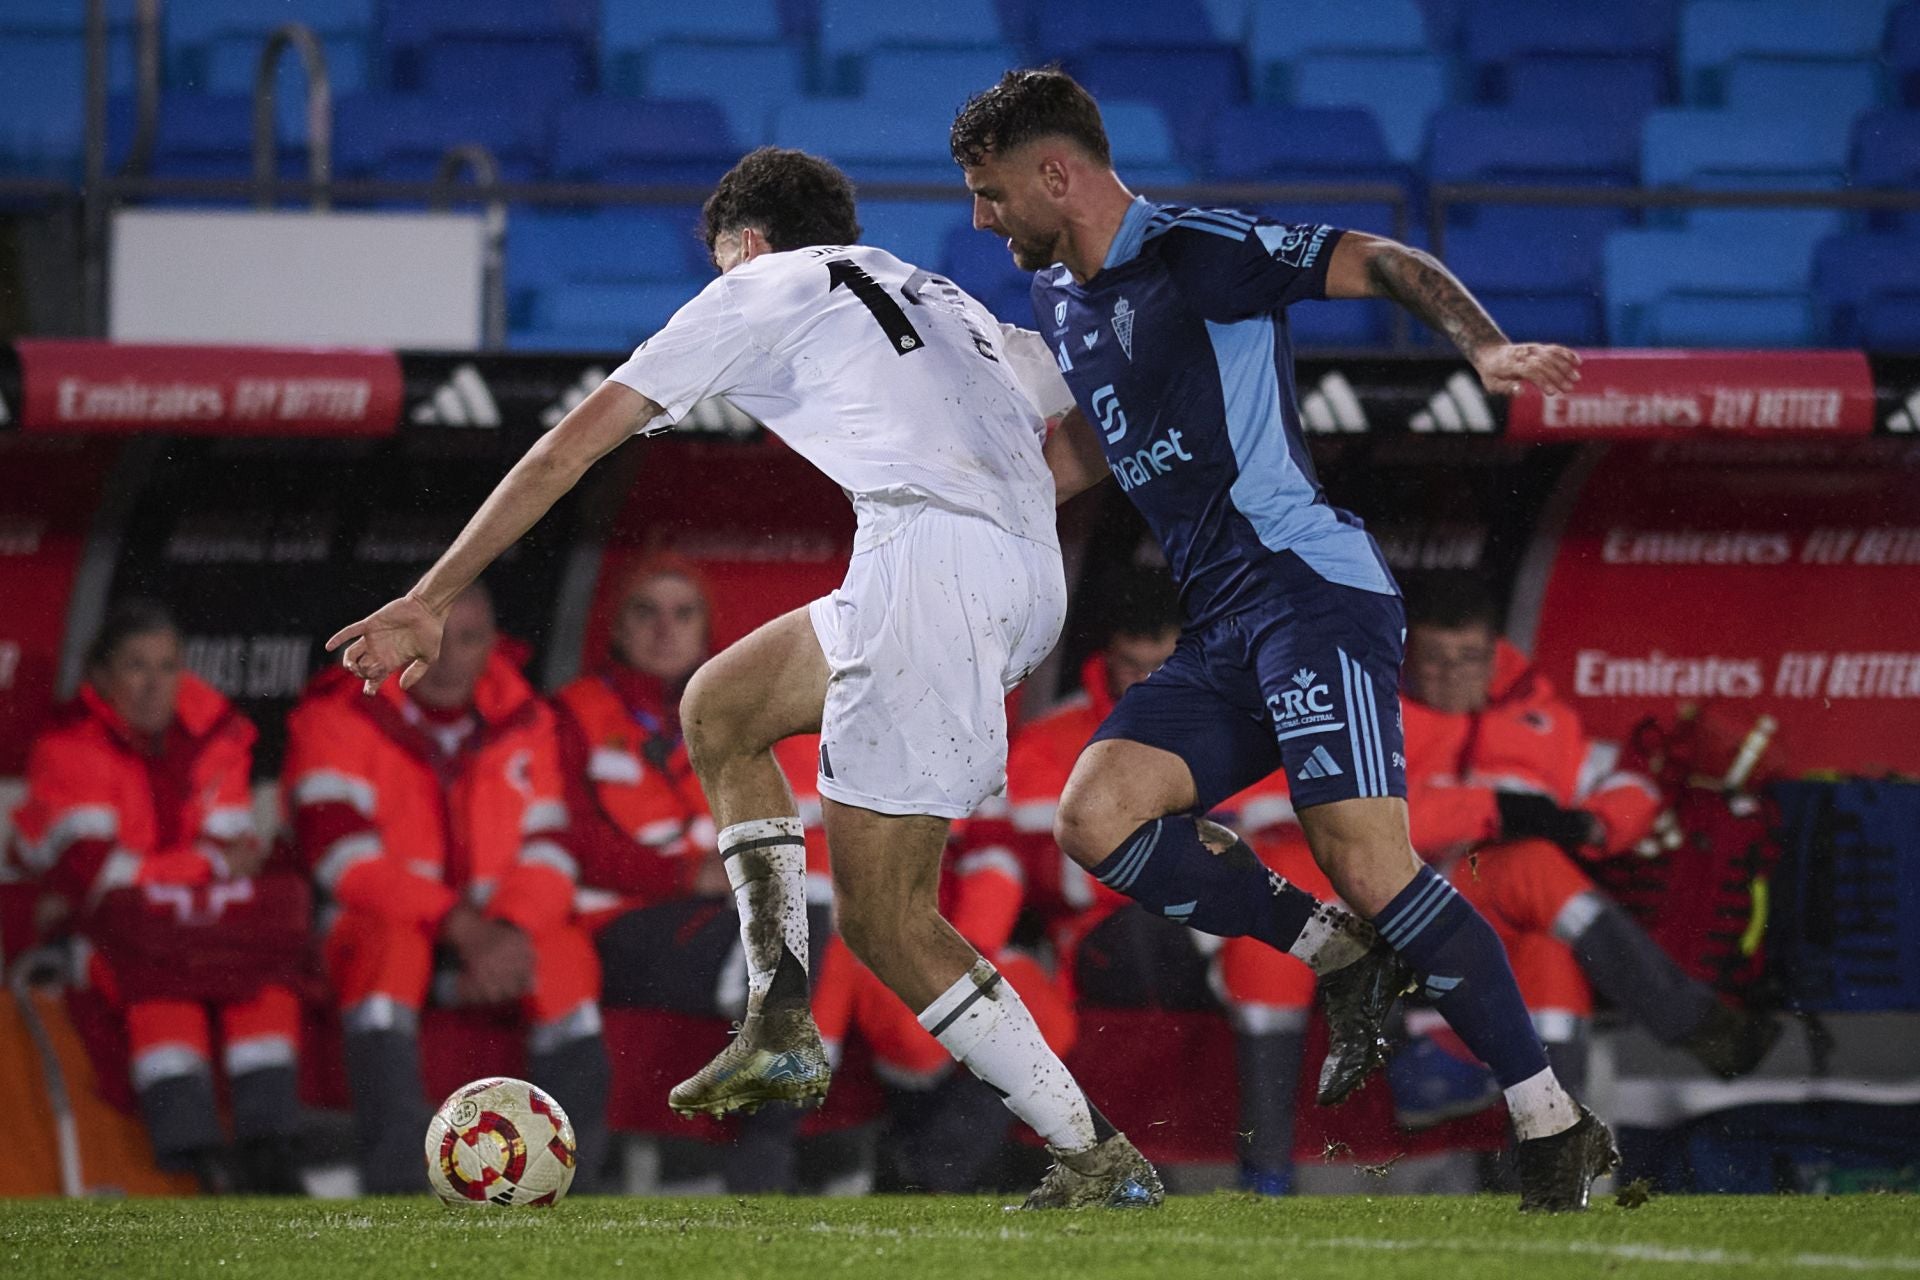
808;504;1066;820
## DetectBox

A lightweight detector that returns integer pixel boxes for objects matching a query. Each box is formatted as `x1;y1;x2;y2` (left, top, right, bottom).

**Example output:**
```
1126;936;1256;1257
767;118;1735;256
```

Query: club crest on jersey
1054;300;1069;330
1111;297;1135;360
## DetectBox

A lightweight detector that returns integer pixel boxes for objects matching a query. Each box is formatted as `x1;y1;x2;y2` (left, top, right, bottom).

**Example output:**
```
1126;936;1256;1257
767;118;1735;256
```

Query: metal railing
252;23;334;210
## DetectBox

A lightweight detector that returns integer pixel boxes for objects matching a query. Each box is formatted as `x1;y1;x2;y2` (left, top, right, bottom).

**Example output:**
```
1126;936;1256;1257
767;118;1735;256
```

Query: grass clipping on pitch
2;1193;1918;1279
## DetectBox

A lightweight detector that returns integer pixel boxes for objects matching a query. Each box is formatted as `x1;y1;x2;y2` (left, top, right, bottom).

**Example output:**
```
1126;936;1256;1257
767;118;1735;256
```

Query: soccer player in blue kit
952;70;1610;1212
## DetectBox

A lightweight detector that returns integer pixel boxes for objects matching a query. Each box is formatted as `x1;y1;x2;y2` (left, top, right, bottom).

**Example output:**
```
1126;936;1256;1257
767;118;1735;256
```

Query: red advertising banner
13;340;403;437
1529;443;1920;777
1506;349;1878;441
0;438;121;774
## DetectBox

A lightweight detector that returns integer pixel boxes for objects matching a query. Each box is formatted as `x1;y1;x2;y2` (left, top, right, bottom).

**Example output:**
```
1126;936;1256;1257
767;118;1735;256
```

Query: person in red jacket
1383;576;1779;1122
8;600;306;1191
282;583;608;1194
553;554;825;1192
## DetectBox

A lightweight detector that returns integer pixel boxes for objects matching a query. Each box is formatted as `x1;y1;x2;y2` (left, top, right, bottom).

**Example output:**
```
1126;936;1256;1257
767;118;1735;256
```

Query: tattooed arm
1323;232;1581;396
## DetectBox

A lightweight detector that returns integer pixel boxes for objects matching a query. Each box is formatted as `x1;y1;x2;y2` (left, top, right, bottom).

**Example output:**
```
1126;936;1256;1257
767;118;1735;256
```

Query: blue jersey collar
1101;196;1158;272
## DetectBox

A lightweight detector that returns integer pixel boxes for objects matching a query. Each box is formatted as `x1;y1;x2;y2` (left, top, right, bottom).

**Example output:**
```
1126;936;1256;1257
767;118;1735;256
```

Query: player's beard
1006;223;1062;272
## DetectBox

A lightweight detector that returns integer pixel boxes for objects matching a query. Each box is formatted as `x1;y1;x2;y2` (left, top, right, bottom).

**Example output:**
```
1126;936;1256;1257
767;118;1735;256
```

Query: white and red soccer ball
425;1077;577;1207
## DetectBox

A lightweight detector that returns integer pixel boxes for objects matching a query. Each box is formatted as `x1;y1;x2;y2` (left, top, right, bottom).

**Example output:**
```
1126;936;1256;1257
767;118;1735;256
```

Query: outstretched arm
1045;407;1111;507
1324;232;1582;397
328;381;663;689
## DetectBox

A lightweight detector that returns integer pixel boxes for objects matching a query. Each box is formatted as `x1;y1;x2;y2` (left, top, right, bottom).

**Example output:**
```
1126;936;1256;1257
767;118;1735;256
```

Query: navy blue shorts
1091;576;1407;813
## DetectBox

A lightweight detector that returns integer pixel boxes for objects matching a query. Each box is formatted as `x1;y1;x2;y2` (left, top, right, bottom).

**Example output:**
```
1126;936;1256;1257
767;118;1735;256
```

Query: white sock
719;818;809;1007
1289;897;1377;974
1504;1067;1582;1141
918;959;1100;1153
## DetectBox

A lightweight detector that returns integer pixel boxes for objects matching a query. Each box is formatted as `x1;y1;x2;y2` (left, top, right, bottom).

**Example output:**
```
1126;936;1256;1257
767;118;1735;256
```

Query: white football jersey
607;244;1069;548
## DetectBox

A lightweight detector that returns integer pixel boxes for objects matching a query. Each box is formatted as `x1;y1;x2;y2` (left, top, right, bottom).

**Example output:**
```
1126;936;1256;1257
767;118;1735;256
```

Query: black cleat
1517;1107;1620;1212
1315;943;1416;1107
1682;1003;1783;1080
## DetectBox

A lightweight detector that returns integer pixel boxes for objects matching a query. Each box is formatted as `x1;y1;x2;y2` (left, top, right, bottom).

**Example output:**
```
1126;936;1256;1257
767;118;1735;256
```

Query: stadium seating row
0;0;1915;350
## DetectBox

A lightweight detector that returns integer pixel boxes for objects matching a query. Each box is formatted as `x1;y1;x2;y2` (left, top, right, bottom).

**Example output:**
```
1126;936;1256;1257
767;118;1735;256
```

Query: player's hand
327;593;444;695
1472;342;1582;397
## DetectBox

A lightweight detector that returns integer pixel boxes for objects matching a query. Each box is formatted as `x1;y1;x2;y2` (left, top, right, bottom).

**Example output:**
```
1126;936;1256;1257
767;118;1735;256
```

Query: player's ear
1041;156;1069;198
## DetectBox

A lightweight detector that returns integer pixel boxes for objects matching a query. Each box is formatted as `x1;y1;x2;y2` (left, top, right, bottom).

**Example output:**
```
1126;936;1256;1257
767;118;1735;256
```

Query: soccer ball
424;1077;577;1207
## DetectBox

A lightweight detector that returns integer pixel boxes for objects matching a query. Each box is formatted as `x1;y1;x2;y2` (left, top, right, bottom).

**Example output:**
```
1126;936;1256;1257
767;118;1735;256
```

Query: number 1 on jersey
827;259;923;355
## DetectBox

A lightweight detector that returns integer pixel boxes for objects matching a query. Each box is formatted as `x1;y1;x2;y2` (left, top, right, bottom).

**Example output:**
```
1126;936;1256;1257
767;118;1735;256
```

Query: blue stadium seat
1247;0;1426;97
1440;207;1613;342
863;46;1017;110
1416;0;1469;51
771;99;968;181
139;93;275;178
1479;293;1605;345
1719;58;1882;130
1463;0;1677;63
1604;226;1819;344
1859;295;1920;347
1853;108;1920;185
384;0;596;90
550;98;736;183
1065;44;1249;167
1644;294;1814;345
418;39;594;105
384;0;597;49
168;0;374;46
601;0;783;90
1207;104;1397;181
1202;0;1251;42
1680;0;1890;98
857;200;971;268
1813;231;1920;343
639;42;805;146
1443;218;1611;292
818;0;1003;59
506;206;706;327
1500;55;1668;121
602;0;782;57
0;0;109;34
168;0;374;86
0;33;88;175
535;280;696;346
1093;100;1193;186
333;92;554;180
1292;52;1449;162
1427;107;1640;184
1891;2;1920;104
1031;0;1214;59
1641;108;1854;185
200;34;371;101
193;37;365;148
1288;296;1392;347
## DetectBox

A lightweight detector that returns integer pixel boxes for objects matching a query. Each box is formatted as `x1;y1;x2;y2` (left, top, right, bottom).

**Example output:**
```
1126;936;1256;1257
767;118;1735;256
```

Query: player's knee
1054;777;1152;868
681;664;742;769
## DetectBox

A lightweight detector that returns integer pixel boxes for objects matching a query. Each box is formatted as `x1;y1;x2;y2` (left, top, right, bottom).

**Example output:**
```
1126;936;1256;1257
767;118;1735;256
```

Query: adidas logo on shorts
1296;744;1344;782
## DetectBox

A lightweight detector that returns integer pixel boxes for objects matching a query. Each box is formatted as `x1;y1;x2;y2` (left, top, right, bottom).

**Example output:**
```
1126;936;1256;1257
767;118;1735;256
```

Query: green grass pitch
3;1194;1917;1279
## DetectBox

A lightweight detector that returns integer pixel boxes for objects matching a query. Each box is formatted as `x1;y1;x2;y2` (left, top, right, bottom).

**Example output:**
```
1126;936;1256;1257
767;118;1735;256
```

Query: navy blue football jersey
1032;197;1398;627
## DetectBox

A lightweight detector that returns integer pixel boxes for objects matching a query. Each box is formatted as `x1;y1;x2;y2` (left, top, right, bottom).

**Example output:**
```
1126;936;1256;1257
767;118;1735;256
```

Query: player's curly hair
700;147;861;257
949;68;1111;168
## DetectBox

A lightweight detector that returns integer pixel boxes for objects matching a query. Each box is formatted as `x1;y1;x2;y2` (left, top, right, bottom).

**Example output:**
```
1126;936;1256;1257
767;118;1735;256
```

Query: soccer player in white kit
329;147;1162;1209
